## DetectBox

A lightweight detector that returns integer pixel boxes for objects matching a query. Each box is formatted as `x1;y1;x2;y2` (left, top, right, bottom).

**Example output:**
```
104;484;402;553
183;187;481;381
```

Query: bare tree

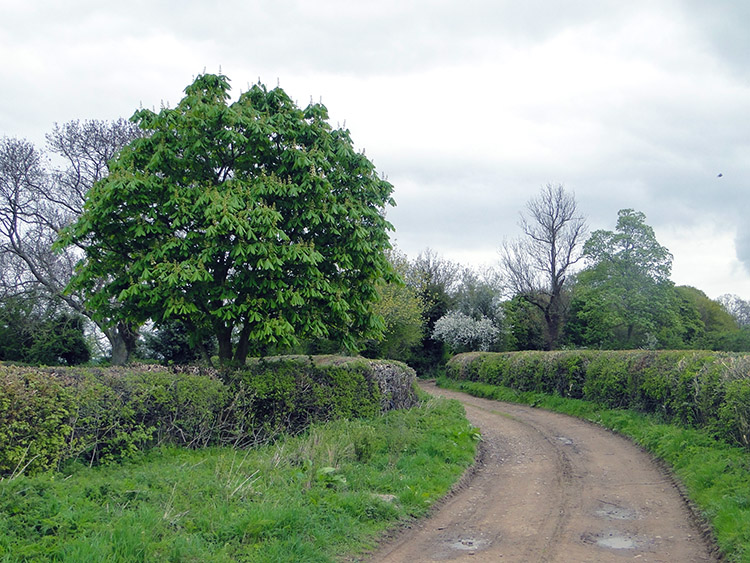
500;183;587;349
407;248;461;295
717;294;750;328
0;119;142;364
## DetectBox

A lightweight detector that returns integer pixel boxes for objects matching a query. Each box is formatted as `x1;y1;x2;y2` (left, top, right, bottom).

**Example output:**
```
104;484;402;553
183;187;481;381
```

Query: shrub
228;357;418;443
230;358;379;441
718;377;750;447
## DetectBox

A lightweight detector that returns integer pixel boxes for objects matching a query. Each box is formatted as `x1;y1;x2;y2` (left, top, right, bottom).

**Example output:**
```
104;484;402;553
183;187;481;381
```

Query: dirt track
367;381;718;562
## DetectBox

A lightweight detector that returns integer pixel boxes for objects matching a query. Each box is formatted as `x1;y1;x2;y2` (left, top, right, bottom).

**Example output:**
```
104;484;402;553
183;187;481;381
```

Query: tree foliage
0;292;90;365
60;74;396;366
140;319;217;365
568;209;684;348
454;266;504;324
431;266;509;354
676;286;737;334
402;248;461;372
500;183;587;350
503;294;546;350
700;293;750;351
583;209;672;283
362;249;425;361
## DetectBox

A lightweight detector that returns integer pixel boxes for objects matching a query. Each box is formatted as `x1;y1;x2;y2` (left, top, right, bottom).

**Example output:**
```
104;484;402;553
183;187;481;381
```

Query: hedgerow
0;357;417;478
446;350;750;449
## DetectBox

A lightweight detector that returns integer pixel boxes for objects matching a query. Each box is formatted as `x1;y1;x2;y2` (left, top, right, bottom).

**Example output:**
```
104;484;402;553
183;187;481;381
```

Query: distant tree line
404;186;750;374
2;81;749;369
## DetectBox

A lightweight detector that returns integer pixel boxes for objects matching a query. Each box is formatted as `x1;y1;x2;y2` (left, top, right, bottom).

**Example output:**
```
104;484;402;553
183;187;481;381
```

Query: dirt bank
367;381;718;562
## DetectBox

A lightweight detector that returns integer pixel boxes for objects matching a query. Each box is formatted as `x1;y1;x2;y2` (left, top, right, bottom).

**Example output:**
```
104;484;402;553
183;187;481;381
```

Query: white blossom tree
432;311;501;353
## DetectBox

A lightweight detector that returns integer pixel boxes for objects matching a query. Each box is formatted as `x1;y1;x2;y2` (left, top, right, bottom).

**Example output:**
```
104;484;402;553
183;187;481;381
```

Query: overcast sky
2;0;749;299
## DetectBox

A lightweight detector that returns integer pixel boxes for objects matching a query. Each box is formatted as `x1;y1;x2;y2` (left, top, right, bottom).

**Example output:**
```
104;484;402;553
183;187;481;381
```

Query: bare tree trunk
546;310;565;350
109;331;130;365
105;322;138;365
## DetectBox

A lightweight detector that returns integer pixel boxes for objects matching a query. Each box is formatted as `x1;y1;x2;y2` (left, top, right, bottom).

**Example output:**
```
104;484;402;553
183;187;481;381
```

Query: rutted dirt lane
367;381;718;562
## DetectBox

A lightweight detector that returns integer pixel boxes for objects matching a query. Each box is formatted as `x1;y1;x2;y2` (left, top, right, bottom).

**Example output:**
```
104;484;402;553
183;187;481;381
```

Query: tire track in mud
366;381;718;563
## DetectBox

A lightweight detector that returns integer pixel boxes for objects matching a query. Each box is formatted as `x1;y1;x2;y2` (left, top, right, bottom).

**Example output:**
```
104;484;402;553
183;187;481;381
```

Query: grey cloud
681;0;750;79
3;0;750;297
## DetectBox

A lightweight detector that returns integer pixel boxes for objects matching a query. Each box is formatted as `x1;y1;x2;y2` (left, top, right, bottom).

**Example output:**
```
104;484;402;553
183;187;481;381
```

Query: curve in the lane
367;381;717;562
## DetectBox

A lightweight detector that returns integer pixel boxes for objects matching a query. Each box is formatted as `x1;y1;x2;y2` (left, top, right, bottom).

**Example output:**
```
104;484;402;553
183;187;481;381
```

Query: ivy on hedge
446;350;750;449
0;358;417;478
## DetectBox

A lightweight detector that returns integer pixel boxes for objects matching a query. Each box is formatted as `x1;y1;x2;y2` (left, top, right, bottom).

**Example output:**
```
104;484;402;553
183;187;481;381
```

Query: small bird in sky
717;173;723;177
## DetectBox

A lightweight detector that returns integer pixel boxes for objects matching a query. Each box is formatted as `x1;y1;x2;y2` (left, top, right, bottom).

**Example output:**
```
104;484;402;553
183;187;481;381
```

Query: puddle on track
597;534;637;549
582;530;650;551
448;537;491;551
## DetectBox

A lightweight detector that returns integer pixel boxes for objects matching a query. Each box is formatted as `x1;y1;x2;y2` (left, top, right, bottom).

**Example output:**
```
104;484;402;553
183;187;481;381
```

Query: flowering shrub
432;311;500;353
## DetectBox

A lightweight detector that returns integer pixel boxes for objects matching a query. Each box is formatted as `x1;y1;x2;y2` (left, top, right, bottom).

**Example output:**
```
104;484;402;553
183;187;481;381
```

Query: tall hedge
0;358;417;478
447;350;750;449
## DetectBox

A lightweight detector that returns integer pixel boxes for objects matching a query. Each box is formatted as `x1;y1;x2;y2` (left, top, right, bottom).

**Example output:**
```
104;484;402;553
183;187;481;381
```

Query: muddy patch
595;501;638;521
582;530;650;551
447;537;491;552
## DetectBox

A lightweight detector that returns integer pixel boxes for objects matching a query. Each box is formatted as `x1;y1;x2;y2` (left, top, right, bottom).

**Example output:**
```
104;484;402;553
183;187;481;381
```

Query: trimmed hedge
0;357;417;478
446;350;750;449
224;356;418;446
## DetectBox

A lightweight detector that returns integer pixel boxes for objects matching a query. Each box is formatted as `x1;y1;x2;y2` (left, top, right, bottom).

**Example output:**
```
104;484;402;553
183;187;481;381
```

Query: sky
2;0;749;299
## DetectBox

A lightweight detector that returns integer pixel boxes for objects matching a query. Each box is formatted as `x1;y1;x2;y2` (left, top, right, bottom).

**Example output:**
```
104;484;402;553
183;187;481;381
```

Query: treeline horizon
1;75;749;370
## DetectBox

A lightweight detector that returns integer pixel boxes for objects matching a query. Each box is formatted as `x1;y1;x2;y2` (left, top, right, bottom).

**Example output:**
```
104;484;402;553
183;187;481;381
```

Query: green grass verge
436;376;750;563
0;394;478;562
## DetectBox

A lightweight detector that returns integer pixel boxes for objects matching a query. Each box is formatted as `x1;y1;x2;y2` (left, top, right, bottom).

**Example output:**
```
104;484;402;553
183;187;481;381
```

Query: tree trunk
105;322;139;365
544;311;560;351
217;325;233;366
196;341;214;368
110;332;129;365
233;322;253;366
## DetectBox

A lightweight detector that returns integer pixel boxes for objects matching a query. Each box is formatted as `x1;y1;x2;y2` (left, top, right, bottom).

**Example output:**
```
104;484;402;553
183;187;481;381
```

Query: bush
230;358;379;441
0;358;417;478
447;350;750;449
0;297;90;366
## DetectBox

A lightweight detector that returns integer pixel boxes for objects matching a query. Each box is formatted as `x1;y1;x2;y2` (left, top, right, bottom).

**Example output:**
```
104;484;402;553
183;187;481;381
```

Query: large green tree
568;209;680;348
60;74;396;366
